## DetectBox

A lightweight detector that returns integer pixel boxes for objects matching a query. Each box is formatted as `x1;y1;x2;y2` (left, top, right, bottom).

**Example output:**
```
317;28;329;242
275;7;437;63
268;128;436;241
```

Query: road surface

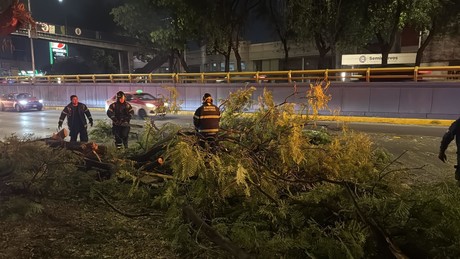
0;110;449;139
0;110;193;139
0;109;455;183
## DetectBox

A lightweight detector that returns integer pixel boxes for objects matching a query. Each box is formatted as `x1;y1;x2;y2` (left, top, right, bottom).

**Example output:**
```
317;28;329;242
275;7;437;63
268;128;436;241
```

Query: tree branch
182;205;253;259
94;189;163;218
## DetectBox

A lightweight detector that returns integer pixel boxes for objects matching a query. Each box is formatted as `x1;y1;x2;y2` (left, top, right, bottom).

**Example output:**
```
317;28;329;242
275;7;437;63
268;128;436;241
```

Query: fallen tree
88;83;460;258
3;82;460;258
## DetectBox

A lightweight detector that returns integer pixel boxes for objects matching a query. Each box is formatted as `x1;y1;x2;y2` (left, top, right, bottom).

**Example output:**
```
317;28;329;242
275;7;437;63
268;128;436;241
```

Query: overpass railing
2;66;460;84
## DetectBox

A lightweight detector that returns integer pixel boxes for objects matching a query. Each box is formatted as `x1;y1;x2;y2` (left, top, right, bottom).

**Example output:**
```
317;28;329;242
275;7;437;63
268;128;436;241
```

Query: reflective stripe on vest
198;128;219;133
195;115;221;119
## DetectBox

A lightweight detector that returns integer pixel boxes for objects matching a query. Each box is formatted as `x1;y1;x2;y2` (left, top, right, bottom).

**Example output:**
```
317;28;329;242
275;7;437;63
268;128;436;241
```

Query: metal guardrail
1;66;460;84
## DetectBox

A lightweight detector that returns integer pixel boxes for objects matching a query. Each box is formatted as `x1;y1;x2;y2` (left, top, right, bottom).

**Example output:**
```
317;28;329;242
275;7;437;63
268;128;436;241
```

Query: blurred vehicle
105;90;168;119
0;93;43;112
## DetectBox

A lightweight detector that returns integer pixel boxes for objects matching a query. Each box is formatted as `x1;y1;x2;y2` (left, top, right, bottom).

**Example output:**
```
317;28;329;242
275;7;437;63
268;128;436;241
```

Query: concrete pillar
127;51;134;73
201;45;207;72
118;52;123;74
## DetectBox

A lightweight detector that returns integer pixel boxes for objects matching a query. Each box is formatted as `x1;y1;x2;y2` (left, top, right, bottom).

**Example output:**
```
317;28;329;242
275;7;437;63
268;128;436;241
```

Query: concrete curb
313;115;454;127
44;106;106;112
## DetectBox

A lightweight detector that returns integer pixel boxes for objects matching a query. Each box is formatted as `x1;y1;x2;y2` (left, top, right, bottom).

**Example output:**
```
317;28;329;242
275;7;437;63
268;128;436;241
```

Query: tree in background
112;0;260;73
255;0;299;70
45;49;118;75
111;0;200;73
110;0;459;72
363;0;413;66
407;0;460;66
90;49;119;74
292;0;369;69
200;0;260;72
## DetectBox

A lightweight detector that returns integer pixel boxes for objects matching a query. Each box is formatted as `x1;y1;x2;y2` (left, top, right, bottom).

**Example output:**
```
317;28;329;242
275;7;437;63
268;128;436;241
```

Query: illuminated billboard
49;42;68;64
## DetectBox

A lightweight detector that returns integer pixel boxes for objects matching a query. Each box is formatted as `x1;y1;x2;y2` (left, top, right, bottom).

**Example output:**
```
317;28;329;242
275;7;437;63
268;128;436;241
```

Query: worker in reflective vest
193;93;221;149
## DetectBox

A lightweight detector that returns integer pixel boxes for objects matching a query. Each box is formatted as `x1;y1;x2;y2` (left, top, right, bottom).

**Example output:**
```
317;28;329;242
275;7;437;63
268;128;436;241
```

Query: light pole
58;0;67;35
27;0;36;76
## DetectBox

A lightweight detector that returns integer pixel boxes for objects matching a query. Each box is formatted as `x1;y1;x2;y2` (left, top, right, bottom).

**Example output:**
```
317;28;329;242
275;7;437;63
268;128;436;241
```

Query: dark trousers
198;133;218;151
456;151;460;176
112;125;130;148
69;125;88;142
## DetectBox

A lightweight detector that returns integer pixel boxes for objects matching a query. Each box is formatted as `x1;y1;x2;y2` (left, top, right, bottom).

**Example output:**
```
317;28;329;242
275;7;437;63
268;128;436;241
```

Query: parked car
0;93;43;112
105;90;168;119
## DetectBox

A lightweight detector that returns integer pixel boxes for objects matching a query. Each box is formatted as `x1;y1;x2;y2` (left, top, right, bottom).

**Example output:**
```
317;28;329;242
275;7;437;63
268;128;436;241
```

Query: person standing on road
438;118;460;180
58;95;93;142
106;91;134;149
193;93;221;150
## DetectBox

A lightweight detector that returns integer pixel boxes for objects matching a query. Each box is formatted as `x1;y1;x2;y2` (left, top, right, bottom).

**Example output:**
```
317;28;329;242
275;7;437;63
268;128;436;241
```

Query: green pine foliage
0;197;44;220
113;82;455;258
89;119;114;143
148;83;412;258
0;135;83;219
0;135;81;195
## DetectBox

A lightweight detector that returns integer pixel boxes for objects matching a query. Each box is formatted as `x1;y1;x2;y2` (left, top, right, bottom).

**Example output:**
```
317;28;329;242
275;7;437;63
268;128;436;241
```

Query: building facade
170;30;460;73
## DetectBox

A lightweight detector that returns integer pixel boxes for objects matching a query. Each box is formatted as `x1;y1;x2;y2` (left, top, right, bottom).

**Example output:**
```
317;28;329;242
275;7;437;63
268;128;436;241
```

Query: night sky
14;0;272;71
27;0;121;31
15;0;122;70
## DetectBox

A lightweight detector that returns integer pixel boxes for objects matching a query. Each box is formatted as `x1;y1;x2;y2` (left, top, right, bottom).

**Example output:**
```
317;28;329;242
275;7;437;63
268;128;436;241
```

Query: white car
105;91;168;119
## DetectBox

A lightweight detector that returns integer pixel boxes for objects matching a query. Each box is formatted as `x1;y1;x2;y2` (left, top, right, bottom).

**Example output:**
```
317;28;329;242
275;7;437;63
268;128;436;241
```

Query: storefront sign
341;53;416;66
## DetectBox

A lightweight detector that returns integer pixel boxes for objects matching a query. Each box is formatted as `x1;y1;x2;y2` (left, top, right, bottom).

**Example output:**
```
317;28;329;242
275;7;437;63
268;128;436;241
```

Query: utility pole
27;0;36;76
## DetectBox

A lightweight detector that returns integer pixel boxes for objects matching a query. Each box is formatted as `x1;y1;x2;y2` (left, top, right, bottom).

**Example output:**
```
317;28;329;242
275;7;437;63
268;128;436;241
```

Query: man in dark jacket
194;93;221;150
106;91;134;149
58;95;93;142
439;118;460;180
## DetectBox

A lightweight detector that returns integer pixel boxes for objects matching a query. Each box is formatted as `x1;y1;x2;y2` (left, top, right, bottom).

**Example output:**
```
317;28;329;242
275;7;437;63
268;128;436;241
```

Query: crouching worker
106;91;134;149
193;93;221;151
439;117;460;181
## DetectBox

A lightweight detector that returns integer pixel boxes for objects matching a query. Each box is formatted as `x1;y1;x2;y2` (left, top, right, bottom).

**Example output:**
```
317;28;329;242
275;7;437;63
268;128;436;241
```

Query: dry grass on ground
0;198;177;259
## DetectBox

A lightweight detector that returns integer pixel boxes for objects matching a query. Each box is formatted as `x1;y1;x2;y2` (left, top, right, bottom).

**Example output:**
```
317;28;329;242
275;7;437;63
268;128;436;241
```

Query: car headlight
19;100;27;105
146;103;155;108
39;99;43;103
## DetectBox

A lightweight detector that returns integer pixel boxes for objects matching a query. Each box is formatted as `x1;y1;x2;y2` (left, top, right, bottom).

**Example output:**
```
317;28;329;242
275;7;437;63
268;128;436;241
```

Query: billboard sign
49;42;68;64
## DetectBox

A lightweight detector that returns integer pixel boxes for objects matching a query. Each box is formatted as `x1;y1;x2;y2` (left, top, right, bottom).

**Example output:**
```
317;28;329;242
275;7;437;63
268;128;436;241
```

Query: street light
58;0;67;35
27;0;65;76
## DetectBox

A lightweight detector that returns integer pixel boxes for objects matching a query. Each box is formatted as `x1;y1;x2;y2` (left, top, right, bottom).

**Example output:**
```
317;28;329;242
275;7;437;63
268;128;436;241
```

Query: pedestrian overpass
11;21;139;72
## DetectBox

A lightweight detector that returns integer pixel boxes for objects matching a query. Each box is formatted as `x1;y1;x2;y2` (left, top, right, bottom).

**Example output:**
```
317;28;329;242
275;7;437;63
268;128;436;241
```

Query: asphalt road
0;109;450;139
315;121;447;137
0;110;194;139
0;109;454;182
